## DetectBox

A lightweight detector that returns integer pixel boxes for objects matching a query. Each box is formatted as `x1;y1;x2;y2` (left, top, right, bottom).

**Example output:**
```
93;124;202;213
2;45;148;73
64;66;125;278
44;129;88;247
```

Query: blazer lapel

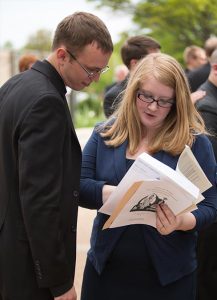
113;140;128;182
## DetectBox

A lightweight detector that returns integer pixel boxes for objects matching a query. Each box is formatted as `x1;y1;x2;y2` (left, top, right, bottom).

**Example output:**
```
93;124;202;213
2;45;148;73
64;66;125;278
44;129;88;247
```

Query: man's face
61;42;112;91
189;49;207;70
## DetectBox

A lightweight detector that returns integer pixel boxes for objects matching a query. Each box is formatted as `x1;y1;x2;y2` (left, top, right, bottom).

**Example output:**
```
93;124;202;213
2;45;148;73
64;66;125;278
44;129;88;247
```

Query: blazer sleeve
79;128;106;210
191;135;217;231
19;94;72;294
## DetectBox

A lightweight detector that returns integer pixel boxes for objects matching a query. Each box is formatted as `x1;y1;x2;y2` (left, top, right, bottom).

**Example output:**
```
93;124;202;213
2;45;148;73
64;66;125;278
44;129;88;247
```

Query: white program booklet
99;146;212;229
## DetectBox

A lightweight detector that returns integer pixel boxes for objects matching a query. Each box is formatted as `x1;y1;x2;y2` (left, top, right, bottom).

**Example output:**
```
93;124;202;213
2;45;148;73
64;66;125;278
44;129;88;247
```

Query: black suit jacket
187;62;211;92
103;76;128;117
196;80;217;300
197;80;217;160
0;60;81;298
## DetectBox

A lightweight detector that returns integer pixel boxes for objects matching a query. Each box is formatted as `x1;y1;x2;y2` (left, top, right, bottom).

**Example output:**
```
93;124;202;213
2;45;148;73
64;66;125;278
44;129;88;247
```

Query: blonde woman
79;53;217;300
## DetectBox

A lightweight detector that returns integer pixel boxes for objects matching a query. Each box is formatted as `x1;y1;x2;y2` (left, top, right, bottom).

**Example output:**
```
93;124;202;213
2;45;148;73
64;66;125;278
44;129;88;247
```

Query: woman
79;53;217;300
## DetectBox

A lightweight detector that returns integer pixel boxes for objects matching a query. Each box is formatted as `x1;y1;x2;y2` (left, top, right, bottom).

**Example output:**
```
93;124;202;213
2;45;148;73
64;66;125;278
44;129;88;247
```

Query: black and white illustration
130;193;167;213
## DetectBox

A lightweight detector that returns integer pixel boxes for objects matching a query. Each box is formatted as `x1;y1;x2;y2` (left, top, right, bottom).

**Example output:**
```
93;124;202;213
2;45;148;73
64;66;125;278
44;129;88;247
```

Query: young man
0;12;113;300
187;36;217;92
103;35;161;117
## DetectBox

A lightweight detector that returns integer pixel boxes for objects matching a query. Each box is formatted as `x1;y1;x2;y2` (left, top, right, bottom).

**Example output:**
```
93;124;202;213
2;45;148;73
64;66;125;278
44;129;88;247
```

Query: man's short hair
204;36;217;58
183;45;205;64
52;11;113;55
120;35;161;69
210;48;217;64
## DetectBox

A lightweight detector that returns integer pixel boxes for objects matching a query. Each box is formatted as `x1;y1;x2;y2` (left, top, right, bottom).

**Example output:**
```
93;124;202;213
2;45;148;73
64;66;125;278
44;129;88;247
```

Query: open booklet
99;145;212;229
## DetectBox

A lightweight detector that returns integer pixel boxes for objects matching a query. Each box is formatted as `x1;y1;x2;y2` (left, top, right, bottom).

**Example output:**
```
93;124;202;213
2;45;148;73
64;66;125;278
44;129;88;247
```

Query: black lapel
113;140;128;182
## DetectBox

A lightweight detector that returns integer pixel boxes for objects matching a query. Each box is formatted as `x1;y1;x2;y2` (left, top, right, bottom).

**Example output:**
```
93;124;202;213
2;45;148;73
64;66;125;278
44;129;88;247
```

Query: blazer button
71;226;76;233
73;190;79;197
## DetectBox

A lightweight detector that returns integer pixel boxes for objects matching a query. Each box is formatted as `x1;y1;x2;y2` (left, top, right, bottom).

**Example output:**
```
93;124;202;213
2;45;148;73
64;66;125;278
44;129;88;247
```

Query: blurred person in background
196;48;217;300
104;64;128;94
18;53;38;72
103;35;161;118
183;45;207;75
187;36;217;92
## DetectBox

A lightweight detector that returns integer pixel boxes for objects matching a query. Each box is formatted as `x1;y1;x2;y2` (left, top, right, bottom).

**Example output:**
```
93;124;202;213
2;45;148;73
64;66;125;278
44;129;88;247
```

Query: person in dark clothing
104;64;128;94
187;36;217;92
0;11;113;300
103;35;161;118
196;48;217;300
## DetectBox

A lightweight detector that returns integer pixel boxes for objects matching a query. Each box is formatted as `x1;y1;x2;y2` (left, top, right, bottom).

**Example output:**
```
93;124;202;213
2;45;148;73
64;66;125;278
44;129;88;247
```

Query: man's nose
93;73;100;82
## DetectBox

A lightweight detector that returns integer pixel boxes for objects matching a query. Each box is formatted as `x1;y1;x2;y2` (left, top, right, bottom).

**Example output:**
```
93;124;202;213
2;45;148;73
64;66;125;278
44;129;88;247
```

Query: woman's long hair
100;53;206;156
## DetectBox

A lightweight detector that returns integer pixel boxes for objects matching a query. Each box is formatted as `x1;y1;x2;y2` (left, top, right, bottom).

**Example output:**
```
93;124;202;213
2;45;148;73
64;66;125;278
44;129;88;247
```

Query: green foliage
88;0;217;63
23;29;52;53
3;41;13;49
74;95;106;128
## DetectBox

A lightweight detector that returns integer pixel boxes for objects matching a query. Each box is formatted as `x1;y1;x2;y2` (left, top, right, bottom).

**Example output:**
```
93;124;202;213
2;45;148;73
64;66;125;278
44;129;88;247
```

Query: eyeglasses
137;91;175;108
66;49;109;78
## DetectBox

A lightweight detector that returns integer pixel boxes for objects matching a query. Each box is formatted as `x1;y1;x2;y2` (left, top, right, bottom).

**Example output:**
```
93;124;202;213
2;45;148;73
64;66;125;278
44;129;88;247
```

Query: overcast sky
0;0;134;49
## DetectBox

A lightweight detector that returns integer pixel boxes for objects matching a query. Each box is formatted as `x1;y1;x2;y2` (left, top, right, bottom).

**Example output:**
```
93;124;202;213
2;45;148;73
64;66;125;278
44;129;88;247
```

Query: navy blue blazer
80;129;217;286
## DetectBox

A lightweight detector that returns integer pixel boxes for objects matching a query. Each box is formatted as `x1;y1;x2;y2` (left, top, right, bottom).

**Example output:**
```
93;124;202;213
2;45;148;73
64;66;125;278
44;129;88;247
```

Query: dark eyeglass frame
137;91;175;108
66;49;109;78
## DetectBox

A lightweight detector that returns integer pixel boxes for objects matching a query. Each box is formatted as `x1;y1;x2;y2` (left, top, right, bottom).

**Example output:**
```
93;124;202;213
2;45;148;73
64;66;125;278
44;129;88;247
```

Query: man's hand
54;285;77;300
191;90;206;105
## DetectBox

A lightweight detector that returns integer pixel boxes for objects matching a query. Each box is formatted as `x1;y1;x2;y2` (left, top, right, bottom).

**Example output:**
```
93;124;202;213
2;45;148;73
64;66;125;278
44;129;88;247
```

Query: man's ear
129;59;138;71
56;48;67;62
212;63;217;72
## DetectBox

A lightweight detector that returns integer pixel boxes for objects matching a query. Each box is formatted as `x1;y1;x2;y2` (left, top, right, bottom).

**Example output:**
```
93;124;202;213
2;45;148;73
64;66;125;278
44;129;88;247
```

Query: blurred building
0;49;76;122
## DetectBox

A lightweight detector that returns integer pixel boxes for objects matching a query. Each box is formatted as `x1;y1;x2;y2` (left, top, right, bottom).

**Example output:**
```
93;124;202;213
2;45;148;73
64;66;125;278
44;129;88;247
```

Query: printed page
103;179;198;229
176;145;212;193
99;151;200;216
99;155;161;215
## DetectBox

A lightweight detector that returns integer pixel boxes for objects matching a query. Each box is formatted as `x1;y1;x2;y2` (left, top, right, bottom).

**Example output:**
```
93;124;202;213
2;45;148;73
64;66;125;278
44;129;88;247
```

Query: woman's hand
102;184;116;204
156;203;196;235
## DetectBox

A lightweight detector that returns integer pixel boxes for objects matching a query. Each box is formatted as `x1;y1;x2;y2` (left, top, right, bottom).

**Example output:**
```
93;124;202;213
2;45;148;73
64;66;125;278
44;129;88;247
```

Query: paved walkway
74;128;95;299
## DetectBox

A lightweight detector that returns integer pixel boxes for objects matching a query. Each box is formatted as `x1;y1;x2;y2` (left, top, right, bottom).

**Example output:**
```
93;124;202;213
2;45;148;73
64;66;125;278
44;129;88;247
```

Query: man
0;12;113;300
104;64;128;94
187;36;217;92
103;35;161;117
183;45;207;74
196;48;217;300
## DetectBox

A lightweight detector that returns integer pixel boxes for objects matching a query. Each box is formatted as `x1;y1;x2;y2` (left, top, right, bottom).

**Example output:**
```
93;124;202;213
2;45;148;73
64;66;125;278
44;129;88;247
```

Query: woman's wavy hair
100;53;206;156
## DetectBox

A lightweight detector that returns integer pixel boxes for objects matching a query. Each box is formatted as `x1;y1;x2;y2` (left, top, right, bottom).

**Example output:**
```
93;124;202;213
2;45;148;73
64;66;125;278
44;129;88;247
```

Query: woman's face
136;77;175;133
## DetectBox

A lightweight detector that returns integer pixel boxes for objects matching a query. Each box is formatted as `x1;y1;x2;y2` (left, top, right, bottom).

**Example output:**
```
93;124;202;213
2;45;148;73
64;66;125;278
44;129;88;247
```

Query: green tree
88;0;217;62
24;29;52;53
3;41;14;49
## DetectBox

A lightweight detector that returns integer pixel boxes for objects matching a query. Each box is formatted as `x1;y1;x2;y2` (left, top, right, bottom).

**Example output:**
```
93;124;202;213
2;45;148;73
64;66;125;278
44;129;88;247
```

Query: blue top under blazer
79;128;217;286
